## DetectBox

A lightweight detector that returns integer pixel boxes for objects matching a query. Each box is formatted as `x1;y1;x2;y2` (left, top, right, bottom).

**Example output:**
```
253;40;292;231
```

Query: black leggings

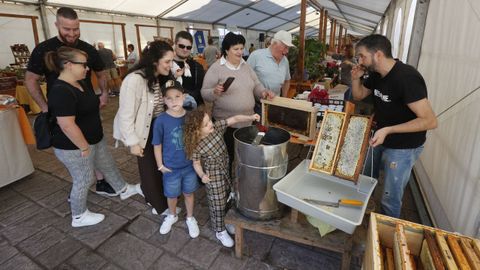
137;124;168;214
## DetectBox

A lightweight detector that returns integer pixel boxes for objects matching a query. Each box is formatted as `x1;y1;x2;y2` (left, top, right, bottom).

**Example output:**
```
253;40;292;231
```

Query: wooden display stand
225;209;354;270
364;213;480;269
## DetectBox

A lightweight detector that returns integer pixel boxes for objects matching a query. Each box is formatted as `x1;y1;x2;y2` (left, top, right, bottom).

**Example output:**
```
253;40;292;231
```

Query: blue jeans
363;144;424;218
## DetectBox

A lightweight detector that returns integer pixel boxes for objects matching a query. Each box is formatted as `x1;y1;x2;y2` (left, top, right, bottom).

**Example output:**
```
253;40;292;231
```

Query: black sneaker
95;180;118;196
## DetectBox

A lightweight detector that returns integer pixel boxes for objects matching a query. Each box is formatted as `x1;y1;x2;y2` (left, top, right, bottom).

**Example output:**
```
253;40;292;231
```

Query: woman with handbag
45;46;140;227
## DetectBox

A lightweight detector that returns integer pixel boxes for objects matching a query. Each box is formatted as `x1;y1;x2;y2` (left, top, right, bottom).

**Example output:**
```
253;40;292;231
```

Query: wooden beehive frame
309;111;346;174
334;114;372;182
261;97;318;141
365;213;480;270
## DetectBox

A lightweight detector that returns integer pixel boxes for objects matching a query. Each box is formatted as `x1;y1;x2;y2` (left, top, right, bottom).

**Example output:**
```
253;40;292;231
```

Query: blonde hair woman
45;46;139;227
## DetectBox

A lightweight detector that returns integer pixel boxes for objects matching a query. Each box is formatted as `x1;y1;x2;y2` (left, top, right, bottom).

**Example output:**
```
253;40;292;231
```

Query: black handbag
33;112;55;150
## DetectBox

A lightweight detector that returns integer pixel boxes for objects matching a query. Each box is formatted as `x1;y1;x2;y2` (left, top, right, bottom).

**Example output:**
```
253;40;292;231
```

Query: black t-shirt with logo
27;37;104;94
48;80;103;150
364;61;427;149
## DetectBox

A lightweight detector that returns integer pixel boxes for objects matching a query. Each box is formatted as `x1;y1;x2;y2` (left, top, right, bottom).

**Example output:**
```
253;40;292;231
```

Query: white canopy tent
1;0;479;238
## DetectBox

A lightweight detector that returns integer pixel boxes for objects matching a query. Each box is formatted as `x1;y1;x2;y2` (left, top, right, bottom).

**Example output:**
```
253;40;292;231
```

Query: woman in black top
46;46;140;228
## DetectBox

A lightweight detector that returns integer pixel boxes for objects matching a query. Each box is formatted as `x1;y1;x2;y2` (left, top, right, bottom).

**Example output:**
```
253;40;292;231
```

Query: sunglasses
177;44;192;50
67;61;88;68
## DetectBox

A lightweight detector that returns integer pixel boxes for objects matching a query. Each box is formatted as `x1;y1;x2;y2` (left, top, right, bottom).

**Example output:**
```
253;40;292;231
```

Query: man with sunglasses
26;7;118;197
172;31;205;105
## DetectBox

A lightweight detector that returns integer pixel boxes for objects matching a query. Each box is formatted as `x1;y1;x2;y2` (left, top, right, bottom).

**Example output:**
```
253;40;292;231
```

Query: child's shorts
163;165;199;198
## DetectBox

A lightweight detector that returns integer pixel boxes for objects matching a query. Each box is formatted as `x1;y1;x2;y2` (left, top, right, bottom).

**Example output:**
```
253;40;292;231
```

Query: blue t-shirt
151;113;192;169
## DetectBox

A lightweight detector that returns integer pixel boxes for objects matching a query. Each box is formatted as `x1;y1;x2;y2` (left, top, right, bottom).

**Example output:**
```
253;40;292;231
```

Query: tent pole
39;0;51;40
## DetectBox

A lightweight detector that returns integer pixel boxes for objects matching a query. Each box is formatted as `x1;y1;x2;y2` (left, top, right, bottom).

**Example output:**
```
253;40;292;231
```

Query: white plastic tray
273;159;377;234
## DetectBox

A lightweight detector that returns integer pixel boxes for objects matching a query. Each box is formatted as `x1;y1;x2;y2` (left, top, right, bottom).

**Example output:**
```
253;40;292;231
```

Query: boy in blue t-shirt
152;81;199;238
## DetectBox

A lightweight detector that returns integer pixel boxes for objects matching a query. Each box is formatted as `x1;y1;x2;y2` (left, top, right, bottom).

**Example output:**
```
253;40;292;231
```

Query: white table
0;107;34;187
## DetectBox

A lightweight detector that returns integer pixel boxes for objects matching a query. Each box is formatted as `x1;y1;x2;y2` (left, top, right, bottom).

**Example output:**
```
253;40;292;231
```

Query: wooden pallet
225;209;353;270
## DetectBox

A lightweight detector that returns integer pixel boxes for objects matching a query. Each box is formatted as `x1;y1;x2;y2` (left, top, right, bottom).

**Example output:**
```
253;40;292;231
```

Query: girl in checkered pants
184;105;259;247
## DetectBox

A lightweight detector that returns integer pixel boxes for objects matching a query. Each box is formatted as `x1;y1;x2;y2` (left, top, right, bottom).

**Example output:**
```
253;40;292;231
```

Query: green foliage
287;36;327;81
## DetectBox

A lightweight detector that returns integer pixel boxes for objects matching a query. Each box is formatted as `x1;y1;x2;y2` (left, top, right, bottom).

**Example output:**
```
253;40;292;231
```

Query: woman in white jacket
113;41;174;214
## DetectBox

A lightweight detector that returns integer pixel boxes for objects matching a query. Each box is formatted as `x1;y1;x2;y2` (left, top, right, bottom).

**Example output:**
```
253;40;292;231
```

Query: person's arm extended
226;114;260;126
95;70;109;108
193;160;210;183
154;144;172;173
281;80;290;98
56;116;90;156
370;98;438;147
25;71;48;112
350;65;372;100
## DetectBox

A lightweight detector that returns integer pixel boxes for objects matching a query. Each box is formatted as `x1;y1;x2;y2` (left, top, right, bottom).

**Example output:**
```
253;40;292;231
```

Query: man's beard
58;32;79;46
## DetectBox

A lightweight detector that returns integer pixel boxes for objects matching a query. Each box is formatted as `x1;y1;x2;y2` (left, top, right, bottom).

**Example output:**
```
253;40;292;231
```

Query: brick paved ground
0;97;420;269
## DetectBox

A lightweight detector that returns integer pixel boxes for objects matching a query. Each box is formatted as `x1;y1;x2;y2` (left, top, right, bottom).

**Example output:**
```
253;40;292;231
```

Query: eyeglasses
177;44;192;50
67;61;88;68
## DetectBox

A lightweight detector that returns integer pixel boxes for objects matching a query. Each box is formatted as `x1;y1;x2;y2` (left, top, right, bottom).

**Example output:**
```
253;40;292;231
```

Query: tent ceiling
24;0;392;36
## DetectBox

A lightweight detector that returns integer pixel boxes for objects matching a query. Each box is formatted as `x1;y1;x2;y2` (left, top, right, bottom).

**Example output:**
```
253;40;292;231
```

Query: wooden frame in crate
309;111;372;182
261;97;318;141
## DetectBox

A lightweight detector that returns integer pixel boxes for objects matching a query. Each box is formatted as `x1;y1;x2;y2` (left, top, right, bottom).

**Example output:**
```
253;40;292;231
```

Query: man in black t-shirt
25;7;115;196
26;9;108;111
351;34;437;218
173;31;205;105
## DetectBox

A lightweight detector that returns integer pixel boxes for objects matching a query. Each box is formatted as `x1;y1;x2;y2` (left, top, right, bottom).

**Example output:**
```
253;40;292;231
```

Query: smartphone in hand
222;77;235;92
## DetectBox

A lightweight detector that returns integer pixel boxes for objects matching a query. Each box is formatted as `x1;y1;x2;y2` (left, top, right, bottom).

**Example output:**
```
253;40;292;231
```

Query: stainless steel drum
234;126;290;220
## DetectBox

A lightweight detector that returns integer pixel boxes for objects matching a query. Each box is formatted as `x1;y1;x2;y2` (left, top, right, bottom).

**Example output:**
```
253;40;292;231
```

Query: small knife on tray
303;198;363;208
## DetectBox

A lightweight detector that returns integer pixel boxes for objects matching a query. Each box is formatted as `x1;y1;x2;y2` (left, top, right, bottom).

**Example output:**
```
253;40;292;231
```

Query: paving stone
55;263;76;270
98;232;163;270
37;189;70;209
127;199;149;212
127;216;159;240
97;197;127;212
243;230;275;260
267;238;341;270
2;209;62;245
0;200;41;226
193;203;211;226
100;263;122;270
151;226;190;253
150;252;194;270
86;192;108;205
0;253;43;270
209;249;247;270
240;257;280;270
60;210;128;249
11;173;68;201
17;227;66;257
0;190;28;215
52;201;72;217
115;203;143;220
68;248;107;270
0;242;18;264
36;236;83;269
179;236;221;269
35;157;65;174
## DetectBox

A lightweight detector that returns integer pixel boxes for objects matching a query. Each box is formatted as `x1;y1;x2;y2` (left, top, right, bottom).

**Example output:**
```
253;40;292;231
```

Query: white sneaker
216;230;234;247
119;184;139;200
136;184;144;197
186;217;200;238
71;209;105;227
225;224;236;235
159;214;178;234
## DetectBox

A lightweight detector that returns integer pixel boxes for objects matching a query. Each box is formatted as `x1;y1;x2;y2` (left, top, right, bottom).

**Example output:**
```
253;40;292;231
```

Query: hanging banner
194;31;206;53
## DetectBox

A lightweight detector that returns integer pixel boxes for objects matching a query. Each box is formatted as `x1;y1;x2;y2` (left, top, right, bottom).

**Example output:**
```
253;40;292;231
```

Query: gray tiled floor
0;97;420;269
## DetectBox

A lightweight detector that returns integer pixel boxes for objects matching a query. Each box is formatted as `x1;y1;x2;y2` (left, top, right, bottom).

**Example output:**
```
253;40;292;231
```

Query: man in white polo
247;30;294;114
248;30;294;98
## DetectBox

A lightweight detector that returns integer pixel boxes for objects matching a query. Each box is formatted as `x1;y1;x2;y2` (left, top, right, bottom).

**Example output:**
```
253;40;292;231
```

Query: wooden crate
261;96;318;140
364;213;480;270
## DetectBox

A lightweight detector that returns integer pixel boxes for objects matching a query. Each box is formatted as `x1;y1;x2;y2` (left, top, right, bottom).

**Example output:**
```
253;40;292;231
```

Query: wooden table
225;209;353;270
15;83;47;114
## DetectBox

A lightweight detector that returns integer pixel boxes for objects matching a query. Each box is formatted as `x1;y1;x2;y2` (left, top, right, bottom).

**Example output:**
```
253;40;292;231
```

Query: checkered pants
205;175;231;232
